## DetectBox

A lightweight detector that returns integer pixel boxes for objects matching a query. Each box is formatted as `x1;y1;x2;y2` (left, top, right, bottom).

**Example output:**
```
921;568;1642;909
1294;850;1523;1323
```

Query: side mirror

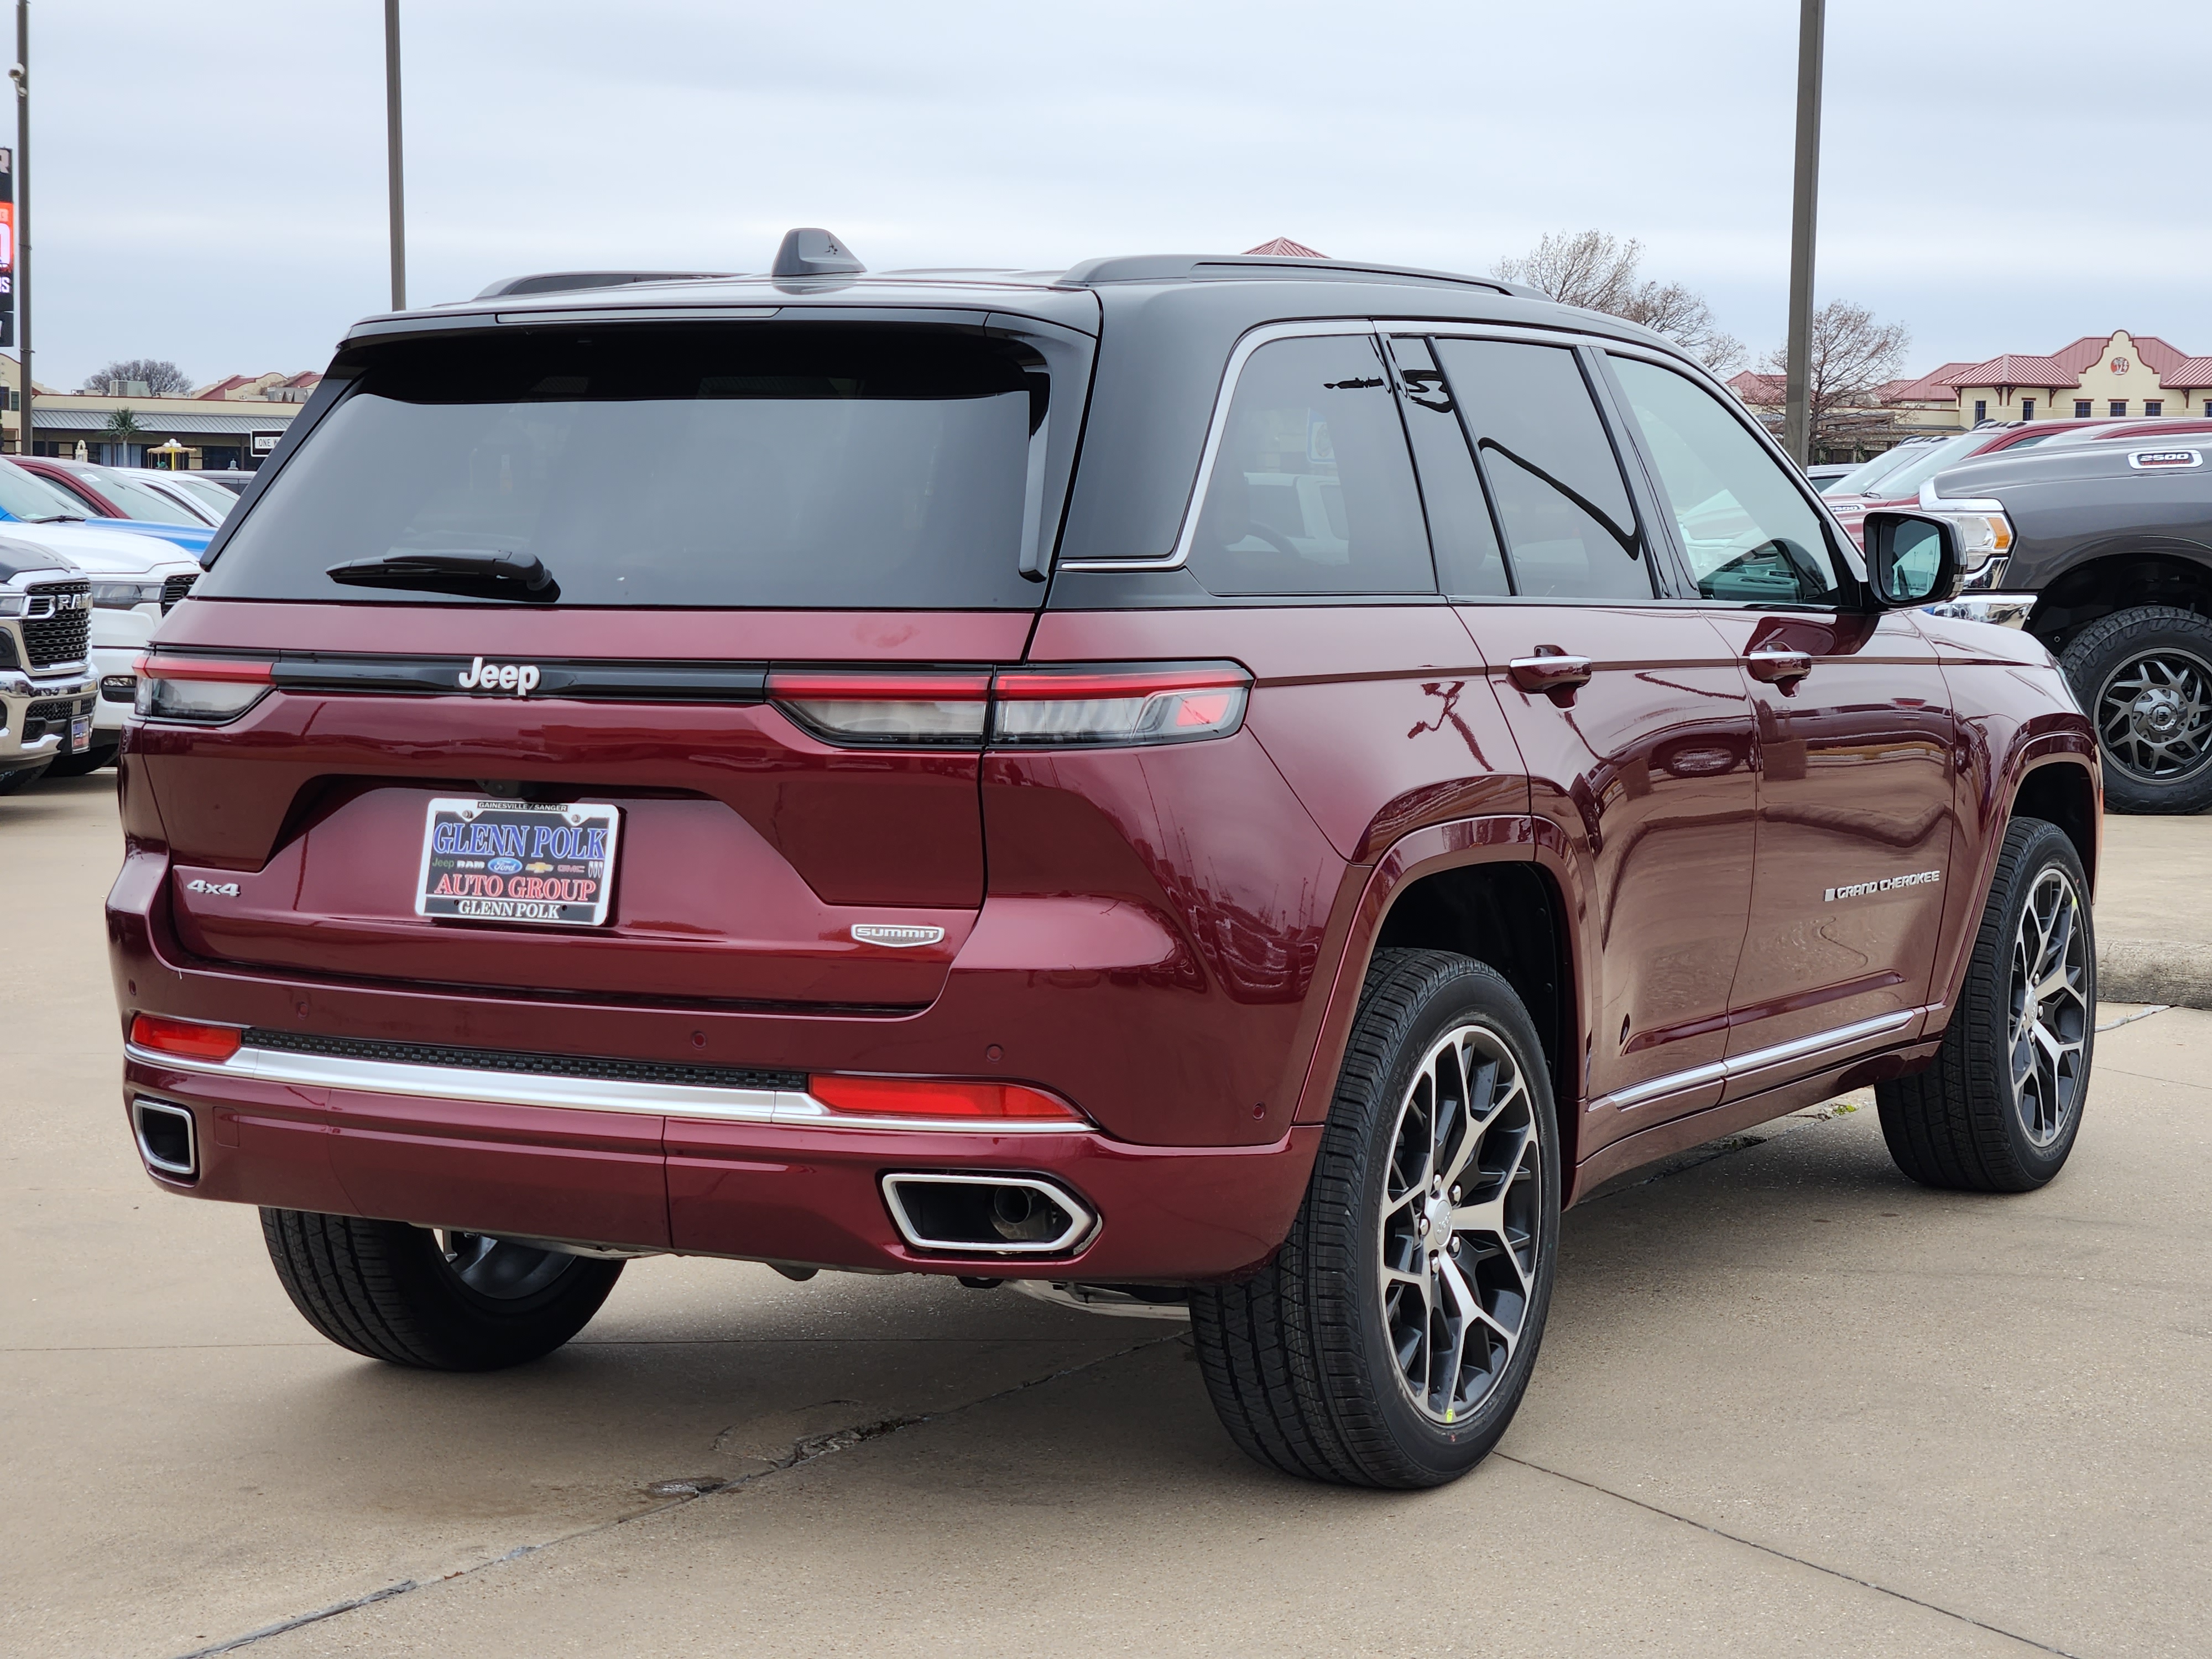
1864;512;1962;608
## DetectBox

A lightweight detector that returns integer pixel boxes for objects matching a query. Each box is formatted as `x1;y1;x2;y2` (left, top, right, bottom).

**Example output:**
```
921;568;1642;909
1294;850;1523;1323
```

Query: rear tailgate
137;314;1089;1010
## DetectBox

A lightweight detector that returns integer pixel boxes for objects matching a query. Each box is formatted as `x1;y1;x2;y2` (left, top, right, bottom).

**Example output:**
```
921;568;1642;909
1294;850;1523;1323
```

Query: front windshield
0;460;88;521
1829;442;1934;495
90;468;211;525
1854;431;1991;502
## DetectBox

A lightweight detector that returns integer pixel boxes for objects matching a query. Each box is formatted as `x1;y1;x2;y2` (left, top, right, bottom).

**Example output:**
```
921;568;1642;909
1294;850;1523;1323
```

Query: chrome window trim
1058;318;1379;573
1061;316;1652;576
123;1041;1089;1135
1591;1006;1928;1114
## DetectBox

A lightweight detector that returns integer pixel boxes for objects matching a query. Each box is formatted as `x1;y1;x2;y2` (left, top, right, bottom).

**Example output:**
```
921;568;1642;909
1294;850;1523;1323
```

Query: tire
43;744;118;779
2058;604;2212;813
0;763;50;795
1190;949;1561;1488
260;1208;624;1370
1877;817;2094;1192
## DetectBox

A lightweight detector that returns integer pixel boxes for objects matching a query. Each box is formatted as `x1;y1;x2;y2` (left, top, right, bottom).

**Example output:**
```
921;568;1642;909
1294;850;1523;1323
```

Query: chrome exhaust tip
880;1173;1095;1255
132;1098;199;1180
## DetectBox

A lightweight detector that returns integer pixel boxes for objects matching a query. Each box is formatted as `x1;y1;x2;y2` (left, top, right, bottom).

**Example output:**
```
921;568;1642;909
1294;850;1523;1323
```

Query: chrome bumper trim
123;1042;1088;1134
1594;1007;1924;1114
1921;592;2034;630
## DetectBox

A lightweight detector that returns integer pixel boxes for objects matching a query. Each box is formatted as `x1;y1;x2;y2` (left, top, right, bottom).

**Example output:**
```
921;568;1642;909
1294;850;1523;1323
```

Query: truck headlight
88;580;165;610
1914;486;2016;573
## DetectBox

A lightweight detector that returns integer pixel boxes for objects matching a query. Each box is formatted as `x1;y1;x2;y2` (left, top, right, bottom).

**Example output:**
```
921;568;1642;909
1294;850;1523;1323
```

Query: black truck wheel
2059;604;2212;813
1190;949;1560;1488
260;1208;624;1370
1877;817;2094;1192
43;744;119;779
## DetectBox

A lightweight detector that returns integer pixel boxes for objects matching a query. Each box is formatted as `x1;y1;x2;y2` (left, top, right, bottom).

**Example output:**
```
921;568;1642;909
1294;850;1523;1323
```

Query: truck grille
22;581;91;666
22;695;92;743
161;573;197;613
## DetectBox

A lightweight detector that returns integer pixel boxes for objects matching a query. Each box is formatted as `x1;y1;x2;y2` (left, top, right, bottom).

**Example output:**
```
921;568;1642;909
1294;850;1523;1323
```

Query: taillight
990;661;1250;746
768;669;990;748
129;1014;244;1063
133;656;273;724
807;1074;1084;1123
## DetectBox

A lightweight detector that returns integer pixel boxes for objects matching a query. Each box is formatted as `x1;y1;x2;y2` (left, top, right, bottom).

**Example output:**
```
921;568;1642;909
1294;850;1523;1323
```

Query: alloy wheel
2008;867;2089;1148
1378;1024;1541;1425
433;1230;575;1302
2096;648;2212;784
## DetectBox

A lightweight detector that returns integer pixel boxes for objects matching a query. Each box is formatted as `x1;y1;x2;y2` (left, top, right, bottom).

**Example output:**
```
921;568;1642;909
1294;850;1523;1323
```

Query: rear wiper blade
325;549;559;599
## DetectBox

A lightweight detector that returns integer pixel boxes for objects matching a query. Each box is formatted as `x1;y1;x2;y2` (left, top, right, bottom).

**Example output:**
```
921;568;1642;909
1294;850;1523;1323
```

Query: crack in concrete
164;1329;1181;1659
1495;1453;2087;1658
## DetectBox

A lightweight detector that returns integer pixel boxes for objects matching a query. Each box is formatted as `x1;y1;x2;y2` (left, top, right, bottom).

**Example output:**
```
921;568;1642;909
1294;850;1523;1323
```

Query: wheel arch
2010;754;2100;895
1294;817;1583;1176
2025;543;2212;655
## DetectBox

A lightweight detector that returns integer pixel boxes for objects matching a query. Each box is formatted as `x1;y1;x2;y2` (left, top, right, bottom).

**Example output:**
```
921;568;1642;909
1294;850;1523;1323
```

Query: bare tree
80;357;192;397
1757;300;1911;456
1493;229;1744;373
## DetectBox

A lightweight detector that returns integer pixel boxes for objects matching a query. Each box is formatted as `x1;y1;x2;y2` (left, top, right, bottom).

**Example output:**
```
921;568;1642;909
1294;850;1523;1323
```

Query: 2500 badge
414;798;621;927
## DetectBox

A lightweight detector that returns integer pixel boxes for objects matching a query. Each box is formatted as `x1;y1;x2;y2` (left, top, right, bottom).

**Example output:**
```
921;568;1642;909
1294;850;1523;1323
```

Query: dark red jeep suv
111;236;2101;1488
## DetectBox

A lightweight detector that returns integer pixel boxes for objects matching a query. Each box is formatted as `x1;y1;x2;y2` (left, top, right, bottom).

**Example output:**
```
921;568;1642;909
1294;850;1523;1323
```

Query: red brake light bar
129;1014;244;1063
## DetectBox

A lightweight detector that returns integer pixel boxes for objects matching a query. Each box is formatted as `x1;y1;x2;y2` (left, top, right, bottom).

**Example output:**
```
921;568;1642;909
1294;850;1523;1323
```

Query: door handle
1745;650;1813;692
1508;650;1595;706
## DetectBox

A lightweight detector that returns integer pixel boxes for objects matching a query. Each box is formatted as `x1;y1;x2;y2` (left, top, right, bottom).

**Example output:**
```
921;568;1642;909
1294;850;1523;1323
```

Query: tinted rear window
200;325;1058;608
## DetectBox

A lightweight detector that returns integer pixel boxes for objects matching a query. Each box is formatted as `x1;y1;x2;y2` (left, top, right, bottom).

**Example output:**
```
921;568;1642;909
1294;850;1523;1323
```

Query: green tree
103;408;147;440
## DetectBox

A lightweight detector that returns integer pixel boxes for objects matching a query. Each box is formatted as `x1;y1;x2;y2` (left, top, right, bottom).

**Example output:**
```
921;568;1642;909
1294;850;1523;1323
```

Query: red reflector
992;662;1248;701
1175;691;1235;727
807;1074;1081;1121
129;1014;243;1063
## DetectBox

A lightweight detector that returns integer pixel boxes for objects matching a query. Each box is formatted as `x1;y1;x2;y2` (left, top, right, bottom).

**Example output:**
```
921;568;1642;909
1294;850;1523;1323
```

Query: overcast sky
19;1;2212;390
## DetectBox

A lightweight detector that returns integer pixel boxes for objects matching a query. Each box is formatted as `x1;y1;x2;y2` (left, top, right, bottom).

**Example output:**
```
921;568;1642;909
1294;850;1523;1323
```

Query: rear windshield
200;325;1057;608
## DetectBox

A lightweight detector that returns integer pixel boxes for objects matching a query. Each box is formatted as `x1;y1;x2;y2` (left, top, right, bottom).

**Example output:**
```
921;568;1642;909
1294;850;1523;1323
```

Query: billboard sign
0;148;13;349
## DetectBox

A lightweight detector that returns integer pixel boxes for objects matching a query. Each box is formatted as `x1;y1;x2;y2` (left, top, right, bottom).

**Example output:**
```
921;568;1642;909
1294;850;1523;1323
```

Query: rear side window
1387;336;1509;598
1610;356;1846;606
1431;339;1653;601
1187;334;1435;596
200;325;1060;609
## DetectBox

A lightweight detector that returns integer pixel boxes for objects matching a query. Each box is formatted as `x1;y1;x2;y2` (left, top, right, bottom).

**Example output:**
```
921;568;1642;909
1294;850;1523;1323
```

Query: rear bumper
121;1043;1321;1281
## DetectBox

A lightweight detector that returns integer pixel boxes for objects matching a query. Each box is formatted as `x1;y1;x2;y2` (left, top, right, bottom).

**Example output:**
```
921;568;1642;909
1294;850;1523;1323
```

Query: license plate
69;717;89;754
415;798;620;927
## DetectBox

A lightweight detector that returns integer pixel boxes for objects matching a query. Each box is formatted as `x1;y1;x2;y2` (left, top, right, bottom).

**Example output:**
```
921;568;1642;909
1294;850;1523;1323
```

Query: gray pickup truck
1922;440;2212;812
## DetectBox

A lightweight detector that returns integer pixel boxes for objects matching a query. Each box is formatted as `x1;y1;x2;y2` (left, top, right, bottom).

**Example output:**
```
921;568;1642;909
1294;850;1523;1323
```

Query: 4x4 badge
851;924;946;948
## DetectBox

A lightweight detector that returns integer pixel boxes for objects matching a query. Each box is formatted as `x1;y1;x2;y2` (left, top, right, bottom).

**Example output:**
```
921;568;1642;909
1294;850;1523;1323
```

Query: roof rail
1056;253;1537;298
471;270;737;301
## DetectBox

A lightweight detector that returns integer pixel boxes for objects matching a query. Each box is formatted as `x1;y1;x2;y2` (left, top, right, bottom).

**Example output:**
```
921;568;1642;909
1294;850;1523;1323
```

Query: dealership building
0;356;315;469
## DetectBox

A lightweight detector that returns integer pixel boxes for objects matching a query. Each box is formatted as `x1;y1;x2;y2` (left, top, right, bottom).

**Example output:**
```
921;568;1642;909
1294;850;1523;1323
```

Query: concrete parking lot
6;774;2208;1659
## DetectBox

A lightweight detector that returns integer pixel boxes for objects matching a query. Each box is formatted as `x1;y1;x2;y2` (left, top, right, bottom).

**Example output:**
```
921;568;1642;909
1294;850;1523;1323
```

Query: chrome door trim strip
122;1042;1088;1134
1592;1006;1926;1114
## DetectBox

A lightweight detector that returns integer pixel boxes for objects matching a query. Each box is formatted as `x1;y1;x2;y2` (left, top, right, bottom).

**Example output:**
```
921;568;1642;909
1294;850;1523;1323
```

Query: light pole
11;0;28;460
384;0;405;310
1782;0;1824;465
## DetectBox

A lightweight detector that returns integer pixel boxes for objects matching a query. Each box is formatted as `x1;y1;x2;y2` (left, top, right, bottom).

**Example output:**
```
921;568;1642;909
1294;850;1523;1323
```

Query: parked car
8;458;219;555
0;540;96;792
178;469;258;494
147;471;241;521
0;464;202;775
1804;462;1857;492
1917;438;2212;812
114;238;2100;1489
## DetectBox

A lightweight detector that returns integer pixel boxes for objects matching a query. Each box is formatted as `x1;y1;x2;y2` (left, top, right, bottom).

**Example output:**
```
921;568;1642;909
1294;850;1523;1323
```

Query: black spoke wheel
2060;606;2212;813
1191;950;1561;1488
261;1209;624;1370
